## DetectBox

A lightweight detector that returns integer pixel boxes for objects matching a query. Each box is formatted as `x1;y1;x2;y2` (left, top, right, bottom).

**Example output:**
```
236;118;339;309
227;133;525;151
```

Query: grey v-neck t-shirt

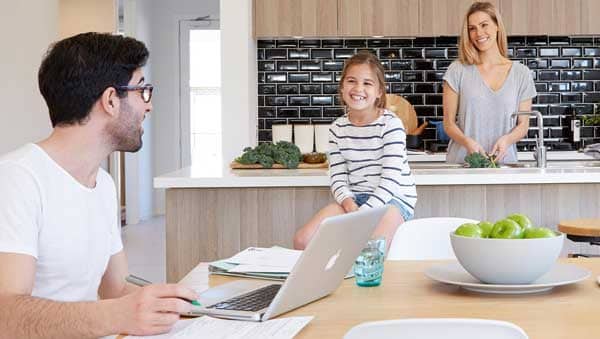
443;60;537;164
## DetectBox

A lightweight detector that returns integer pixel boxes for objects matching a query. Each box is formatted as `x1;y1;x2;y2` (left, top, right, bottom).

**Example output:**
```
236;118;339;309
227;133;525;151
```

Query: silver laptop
187;206;388;321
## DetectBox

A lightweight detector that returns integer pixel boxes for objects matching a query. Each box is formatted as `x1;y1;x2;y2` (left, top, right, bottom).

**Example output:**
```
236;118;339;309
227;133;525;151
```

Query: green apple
478;221;494;238
506;213;533;229
524;227;556;238
454;223;483;238
490;219;523;239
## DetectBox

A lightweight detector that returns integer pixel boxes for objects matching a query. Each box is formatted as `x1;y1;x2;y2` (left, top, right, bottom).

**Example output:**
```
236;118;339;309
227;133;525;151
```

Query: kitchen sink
412;161;600;170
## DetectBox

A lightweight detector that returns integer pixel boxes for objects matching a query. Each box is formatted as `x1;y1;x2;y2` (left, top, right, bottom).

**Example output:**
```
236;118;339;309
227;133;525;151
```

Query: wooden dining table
178;258;600;339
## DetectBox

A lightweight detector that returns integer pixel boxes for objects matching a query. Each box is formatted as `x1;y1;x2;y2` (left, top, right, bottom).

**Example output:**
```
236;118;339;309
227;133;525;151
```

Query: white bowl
450;232;565;284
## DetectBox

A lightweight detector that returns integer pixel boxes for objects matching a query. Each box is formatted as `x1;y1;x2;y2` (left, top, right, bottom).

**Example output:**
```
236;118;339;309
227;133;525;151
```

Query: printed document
123;316;313;339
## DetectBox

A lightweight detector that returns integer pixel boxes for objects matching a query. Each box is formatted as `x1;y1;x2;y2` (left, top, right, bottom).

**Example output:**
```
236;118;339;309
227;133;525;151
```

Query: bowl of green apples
450;214;565;284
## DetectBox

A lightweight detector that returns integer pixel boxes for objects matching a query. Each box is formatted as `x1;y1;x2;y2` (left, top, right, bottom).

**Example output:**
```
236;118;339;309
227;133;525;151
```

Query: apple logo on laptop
324;249;342;271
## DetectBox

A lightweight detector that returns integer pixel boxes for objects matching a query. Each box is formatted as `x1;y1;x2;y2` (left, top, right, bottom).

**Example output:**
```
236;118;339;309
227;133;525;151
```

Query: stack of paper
209;247;302;281
122;315;314;339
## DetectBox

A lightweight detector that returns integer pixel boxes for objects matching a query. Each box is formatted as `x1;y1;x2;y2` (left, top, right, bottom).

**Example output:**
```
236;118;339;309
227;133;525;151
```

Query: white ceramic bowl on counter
450;232;565;284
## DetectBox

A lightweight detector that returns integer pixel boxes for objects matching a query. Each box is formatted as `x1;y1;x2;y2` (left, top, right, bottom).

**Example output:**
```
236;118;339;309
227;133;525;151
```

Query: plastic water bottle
354;237;385;287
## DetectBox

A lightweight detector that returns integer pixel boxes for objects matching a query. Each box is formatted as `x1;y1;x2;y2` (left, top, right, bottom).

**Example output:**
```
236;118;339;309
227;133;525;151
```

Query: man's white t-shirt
0;143;123;302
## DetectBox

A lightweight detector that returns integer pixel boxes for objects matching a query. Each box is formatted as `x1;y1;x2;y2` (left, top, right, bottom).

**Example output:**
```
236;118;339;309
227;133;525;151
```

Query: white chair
387;217;478;260
344;318;528;339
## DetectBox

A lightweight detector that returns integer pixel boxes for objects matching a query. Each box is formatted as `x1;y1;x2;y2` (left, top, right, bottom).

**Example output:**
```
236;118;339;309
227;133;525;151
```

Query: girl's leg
372;206;405;254
293;203;345;250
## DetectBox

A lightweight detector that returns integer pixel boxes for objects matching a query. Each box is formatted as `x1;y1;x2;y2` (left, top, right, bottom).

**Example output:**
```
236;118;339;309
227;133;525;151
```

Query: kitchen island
155;152;600;282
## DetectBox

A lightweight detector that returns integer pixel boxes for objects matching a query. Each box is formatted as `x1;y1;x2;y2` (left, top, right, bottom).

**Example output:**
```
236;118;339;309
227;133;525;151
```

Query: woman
443;1;537;164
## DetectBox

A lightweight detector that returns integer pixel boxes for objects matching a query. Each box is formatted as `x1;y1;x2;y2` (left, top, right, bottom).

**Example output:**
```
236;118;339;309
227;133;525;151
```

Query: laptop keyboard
207;284;282;312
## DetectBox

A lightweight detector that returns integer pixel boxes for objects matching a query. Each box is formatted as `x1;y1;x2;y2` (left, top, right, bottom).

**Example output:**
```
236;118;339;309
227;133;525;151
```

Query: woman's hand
465;138;486;155
491;135;511;162
341;197;359;213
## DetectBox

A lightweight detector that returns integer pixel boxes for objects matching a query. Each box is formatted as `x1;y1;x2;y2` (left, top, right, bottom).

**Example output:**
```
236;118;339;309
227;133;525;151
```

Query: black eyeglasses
115;84;154;103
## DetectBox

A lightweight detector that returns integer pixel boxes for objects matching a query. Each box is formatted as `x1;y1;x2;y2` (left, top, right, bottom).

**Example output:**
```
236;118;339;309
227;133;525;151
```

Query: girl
443;1;537;164
293;51;417;251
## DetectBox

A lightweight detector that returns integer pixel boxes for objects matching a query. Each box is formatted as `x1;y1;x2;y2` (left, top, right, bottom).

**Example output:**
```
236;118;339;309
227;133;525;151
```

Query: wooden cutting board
230;161;328;169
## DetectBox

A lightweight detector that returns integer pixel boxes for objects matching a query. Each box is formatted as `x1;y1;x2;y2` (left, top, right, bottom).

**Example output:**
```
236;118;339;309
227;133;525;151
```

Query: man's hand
341;197;359;213
109;283;198;335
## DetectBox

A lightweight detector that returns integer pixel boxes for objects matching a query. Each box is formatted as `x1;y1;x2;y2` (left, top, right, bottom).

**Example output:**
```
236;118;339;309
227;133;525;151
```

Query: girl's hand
491;135;511;162
341;197;359;213
465;138;485;155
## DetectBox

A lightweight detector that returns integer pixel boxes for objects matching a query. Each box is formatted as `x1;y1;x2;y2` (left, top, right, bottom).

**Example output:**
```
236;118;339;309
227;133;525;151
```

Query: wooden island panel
166;184;600;282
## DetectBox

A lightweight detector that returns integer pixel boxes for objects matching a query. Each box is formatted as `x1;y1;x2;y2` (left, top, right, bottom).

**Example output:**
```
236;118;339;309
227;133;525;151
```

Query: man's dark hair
38;32;149;127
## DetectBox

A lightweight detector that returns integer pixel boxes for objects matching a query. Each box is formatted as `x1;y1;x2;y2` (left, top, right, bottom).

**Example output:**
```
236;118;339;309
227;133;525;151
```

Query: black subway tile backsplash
391;60;413;70
345;39;367;48
334;49;355;59
256;36;600;148
288;49;310;59
413;37;435;47
561;70;582;80
265;49;287;59
299;40;320;48
584;48;600;57
549;36;570;45
300;107;322;117
540;48;559;57
258;61;275;71
571;37;594;46
403;48;424;59
390;39;413;47
277;61;298;71
572;81;594;92
392;83;413;94
322;60;344;71
562;48;582;57
300;60;321;71
583;70;600;80
288;96;310;106
550;59;570;69
323;84;339;94
288;72;309;83
380;49;401;59
277;107;299;117
573;58;593;68
259;84;276;95
277;84;298;95
300;84;321;94
322;39;344;48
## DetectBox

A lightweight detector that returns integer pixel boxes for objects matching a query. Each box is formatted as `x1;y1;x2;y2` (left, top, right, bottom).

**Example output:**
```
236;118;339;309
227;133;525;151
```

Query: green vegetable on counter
235;141;302;168
464;152;497;168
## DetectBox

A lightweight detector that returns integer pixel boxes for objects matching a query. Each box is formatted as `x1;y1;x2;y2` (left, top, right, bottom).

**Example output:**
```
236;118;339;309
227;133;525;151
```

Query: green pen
126;274;202;306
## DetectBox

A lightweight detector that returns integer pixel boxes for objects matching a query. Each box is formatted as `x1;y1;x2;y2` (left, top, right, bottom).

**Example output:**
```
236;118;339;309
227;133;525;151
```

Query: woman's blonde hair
458;1;508;65
338;50;387;109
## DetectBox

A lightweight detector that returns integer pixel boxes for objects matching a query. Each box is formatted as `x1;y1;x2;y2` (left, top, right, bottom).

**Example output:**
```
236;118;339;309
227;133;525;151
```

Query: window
179;18;221;175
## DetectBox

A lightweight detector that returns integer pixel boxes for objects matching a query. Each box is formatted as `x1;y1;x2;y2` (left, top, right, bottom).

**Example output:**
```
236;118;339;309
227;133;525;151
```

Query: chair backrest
387;217;479;260
344;318;528;339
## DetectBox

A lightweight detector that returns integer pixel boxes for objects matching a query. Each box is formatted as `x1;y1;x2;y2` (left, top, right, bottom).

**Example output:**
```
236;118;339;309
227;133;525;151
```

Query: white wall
148;0;220;215
0;1;57;154
123;0;154;223
221;0;258;173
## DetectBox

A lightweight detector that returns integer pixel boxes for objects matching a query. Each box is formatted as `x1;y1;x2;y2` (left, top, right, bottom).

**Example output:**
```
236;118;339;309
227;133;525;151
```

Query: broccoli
464;152;497;168
235;141;302;168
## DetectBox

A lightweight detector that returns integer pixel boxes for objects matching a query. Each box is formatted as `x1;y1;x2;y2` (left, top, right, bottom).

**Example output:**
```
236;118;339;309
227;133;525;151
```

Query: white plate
425;261;590;294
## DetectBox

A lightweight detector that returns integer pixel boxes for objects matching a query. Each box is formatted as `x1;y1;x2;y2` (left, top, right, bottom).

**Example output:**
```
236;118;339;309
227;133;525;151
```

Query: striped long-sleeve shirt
328;110;417;215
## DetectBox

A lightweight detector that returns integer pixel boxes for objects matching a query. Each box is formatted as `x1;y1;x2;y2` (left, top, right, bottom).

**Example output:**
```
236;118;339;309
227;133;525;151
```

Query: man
0;32;196;338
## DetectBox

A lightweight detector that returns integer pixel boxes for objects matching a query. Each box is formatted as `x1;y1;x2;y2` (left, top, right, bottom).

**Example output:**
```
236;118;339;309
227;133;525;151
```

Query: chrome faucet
511;111;546;168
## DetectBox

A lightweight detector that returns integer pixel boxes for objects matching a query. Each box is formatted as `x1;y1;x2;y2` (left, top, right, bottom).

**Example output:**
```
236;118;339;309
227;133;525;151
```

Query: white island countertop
155;152;600;188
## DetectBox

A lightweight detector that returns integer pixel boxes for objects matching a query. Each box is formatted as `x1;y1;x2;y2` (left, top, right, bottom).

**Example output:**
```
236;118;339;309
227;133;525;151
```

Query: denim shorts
354;193;414;221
